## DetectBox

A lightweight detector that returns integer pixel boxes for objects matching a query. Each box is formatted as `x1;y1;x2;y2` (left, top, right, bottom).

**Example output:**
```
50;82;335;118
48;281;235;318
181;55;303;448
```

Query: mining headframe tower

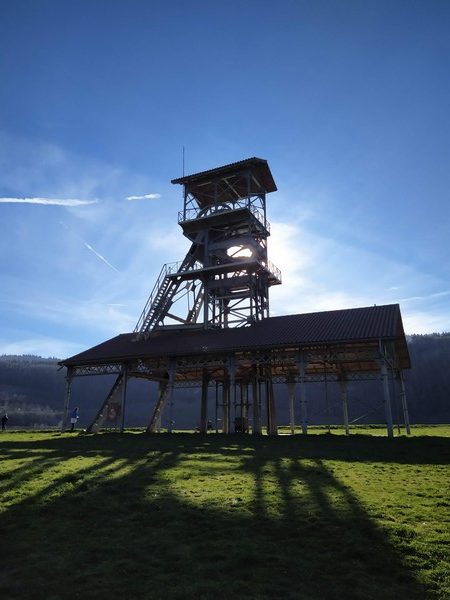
60;157;411;437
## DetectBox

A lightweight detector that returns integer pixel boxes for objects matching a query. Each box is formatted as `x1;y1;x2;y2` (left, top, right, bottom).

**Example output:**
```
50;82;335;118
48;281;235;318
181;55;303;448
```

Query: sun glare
226;245;253;258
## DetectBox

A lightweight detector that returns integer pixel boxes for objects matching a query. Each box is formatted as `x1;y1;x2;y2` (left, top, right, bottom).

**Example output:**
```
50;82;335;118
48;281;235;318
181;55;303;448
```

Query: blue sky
1;0;449;358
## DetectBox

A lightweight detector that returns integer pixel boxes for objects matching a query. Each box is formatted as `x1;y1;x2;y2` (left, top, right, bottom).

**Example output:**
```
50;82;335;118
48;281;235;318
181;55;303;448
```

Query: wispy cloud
402;310;450;335
0;296;135;341
0;335;85;359
268;219;450;334
126;193;161;201
399;290;450;303
0;197;97;206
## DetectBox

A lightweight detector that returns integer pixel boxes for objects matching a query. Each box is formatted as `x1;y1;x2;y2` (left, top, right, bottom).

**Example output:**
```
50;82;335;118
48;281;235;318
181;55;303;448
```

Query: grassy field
0;427;449;599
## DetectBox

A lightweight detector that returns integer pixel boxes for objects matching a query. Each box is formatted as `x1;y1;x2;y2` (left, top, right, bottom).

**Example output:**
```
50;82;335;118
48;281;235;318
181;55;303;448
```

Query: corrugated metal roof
61;304;409;368
171;157;277;193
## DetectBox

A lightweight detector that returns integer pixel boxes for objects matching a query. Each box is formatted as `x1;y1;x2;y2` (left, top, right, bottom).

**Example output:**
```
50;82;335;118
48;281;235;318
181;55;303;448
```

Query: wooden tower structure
135;158;281;336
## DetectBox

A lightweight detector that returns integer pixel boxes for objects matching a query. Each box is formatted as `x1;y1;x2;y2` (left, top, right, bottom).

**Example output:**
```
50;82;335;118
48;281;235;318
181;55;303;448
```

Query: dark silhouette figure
1;413;8;431
69;407;79;432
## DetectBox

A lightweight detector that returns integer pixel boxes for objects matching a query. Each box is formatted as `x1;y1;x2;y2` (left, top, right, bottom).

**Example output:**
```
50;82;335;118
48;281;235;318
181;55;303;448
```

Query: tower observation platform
60;158;411;438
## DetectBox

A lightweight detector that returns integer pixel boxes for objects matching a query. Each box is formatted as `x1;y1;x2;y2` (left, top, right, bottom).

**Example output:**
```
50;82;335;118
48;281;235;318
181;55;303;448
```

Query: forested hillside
0;355;65;428
406;334;450;423
0;333;449;428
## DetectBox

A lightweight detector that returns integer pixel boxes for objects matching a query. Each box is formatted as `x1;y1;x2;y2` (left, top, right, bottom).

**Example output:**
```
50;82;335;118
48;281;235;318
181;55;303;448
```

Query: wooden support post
155;413;162;433
252;366;261;435
324;364;331;434
222;379;229;434
87;373;123;434
200;368;209;433
380;359;394;438
267;376;277;435
287;381;296;435
215;381;219;433
61;368;72;432
233;378;237;427
399;371;411;435
241;383;248;419
168;361;175;433
229;355;236;434
299;354;308;435
147;380;168;433
119;363;128;433
154;384;162;433
339;378;349;435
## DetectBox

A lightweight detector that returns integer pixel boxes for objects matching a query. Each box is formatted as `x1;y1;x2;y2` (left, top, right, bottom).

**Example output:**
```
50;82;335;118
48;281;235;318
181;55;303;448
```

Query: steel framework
62;336;410;438
60;158;411;438
135;158;281;337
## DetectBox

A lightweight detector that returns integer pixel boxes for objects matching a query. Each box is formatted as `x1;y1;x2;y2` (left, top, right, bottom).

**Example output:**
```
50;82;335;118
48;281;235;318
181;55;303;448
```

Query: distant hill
0;333;449;428
405;333;450;423
0;355;65;428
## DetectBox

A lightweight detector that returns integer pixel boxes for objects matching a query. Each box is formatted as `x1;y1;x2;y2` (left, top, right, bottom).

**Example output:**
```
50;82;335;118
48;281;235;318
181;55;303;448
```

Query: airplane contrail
60;222;120;272
83;242;120;272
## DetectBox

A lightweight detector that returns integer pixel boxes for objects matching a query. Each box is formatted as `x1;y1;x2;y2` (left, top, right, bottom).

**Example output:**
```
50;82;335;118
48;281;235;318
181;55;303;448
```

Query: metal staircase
134;238;204;338
186;285;205;323
134;263;176;335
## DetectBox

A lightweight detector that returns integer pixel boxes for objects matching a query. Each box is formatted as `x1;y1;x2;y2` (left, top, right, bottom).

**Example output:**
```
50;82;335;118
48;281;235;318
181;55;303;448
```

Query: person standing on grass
69;407;79;432
1;413;8;431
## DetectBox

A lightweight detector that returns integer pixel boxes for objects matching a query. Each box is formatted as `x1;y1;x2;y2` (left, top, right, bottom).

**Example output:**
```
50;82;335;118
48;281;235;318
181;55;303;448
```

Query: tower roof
172;157;277;206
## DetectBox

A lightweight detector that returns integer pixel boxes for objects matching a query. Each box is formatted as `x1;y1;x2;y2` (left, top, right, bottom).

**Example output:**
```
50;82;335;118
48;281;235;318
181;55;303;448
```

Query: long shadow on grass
0;433;445;599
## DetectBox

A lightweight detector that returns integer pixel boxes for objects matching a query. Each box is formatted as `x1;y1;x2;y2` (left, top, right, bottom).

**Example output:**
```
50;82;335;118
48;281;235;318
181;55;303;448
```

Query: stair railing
134;262;178;333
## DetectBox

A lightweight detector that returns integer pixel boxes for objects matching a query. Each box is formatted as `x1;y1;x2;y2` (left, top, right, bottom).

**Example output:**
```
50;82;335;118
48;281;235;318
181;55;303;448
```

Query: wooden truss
63;339;410;438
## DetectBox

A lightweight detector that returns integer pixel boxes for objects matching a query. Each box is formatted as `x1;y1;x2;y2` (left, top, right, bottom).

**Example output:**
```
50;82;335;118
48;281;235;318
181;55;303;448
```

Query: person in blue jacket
69;407;79;432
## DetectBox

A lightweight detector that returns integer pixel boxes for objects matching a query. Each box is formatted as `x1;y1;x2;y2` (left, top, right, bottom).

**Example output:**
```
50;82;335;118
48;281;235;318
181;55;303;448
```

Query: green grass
0;427;449;599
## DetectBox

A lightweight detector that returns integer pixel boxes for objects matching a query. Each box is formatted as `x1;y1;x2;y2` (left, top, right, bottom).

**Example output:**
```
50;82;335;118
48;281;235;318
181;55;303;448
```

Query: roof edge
171;157;270;185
